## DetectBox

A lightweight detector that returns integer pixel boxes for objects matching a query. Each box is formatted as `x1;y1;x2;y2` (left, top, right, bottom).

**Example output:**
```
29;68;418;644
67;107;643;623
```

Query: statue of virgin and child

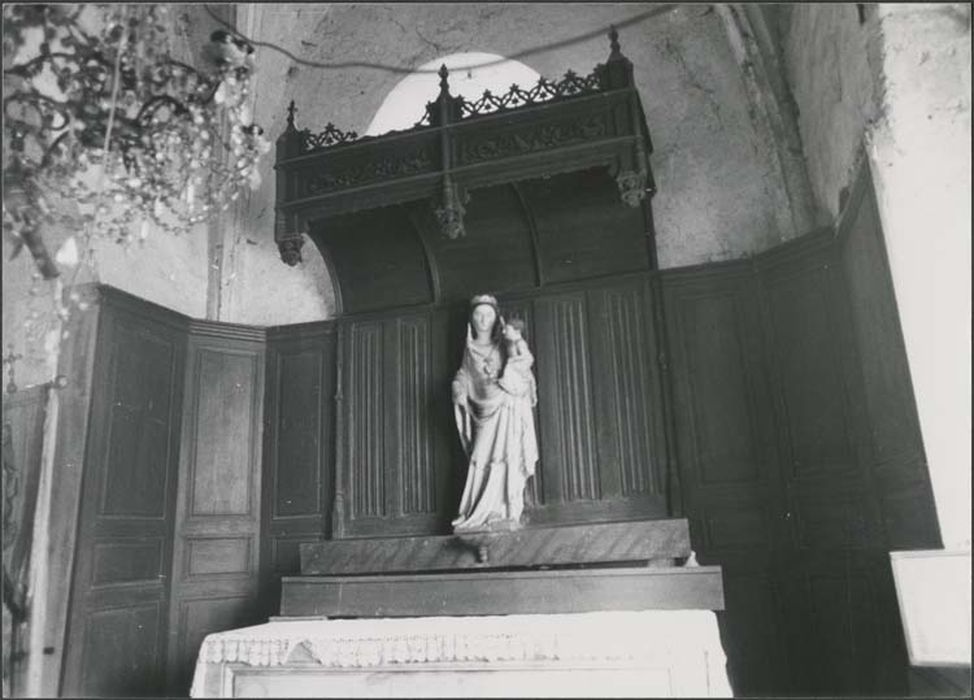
451;293;539;533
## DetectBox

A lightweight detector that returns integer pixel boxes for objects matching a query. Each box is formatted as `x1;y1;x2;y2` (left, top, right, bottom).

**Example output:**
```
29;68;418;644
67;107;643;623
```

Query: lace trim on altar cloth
195;611;725;669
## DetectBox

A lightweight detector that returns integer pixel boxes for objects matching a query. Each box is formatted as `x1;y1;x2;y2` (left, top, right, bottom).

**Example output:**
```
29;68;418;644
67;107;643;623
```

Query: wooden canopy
273;29;659;314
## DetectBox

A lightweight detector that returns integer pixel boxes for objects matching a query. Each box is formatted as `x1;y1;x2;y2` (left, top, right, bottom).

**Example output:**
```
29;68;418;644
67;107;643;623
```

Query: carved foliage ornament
460;115;608;166
616;170;648;207
304;148;435;196
278;236;304;266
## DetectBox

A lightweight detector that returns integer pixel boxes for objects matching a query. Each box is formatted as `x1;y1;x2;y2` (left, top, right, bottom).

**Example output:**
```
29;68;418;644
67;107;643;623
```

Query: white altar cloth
190;610;731;698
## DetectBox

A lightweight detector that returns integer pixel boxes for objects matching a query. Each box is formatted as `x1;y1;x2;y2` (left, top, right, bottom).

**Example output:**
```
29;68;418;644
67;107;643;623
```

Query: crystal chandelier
2;4;270;279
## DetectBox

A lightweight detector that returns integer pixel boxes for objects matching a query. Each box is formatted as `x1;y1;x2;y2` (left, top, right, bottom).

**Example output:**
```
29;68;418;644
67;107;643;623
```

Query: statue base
300;518;692;576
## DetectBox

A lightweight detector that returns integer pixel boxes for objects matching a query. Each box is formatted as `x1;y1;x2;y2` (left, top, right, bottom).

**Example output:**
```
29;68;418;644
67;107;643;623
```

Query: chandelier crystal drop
2;4;271;278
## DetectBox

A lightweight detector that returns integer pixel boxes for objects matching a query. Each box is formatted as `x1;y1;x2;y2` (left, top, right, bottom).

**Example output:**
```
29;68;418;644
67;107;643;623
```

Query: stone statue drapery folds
451;294;538;533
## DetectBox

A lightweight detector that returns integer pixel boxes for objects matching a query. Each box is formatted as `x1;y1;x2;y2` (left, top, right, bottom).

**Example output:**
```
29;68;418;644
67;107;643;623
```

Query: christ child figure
497;318;537;406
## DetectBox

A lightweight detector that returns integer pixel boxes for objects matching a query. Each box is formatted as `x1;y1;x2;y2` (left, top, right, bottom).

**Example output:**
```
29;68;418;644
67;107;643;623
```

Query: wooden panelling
796;555;909;695
261;323;335;619
399;317;434;514
274;349;324;518
185;537;252;578
62;291;185;698
521;168;650;285
716;561;792;695
92;539;164;586
764;263;855;477
189;350;256;516
793;481;875;549
835;164;941;550
536;293;599;503
168;326;265;695
877;478;941;550
80;603;165;696
100;324;176;518
311;206;433;314
591;283;659;498
671;285;767;487
348;321;386;519
701;505;774;551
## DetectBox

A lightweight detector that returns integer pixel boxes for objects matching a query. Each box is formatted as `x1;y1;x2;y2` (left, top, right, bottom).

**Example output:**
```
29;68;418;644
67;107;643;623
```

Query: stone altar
190;611;731;698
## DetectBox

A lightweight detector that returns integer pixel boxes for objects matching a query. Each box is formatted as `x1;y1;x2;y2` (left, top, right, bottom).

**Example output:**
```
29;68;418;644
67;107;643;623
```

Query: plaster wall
5;4;824;378
782;3;882;218
218;2;820;325
783;3;971;549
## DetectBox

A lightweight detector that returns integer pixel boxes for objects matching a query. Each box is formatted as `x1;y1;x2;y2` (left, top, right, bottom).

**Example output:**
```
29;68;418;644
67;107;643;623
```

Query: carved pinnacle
609;26;621;58
286;100;297;128
439;64;450;94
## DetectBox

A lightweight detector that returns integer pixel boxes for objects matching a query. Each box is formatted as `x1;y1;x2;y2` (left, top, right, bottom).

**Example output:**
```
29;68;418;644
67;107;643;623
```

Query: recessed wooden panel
718;565;791;695
399;317;435;514
424;185;537;301
101;326;176;518
92;539;163;586
543;294;599;502
523;168;650;284
839;187;924;468
766;266;854;475
679;292;761;485
275;349;324;517
602;285;657;496
185;537;252;578
349;322;385;518
80;604;163;696
703;506;773;550
804;570;879;694
190;350;257;516
794;486;874;549
313;206;432;314
879;480;942;550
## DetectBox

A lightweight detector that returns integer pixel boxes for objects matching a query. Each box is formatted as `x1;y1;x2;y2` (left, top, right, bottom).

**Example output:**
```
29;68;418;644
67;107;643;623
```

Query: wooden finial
439;64;450;94
609;26;621;57
286;100;297;128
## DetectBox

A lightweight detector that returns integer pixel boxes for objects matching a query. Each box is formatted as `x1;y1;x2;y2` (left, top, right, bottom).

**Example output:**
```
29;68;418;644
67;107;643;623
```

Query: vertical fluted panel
350;322;384;518
551;297;599;501
400;318;434;514
606;289;655;495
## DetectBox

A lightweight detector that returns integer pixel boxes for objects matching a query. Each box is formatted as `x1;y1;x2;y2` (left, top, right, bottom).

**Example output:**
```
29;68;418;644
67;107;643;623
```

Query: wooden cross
3;344;23;394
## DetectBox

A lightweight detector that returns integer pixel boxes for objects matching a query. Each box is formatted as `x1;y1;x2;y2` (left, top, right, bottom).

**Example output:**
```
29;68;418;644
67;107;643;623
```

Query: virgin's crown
470;293;498;308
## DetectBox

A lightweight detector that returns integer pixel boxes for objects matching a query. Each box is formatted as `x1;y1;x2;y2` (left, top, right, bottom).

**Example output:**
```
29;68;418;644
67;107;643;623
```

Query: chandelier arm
134;95;191;125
